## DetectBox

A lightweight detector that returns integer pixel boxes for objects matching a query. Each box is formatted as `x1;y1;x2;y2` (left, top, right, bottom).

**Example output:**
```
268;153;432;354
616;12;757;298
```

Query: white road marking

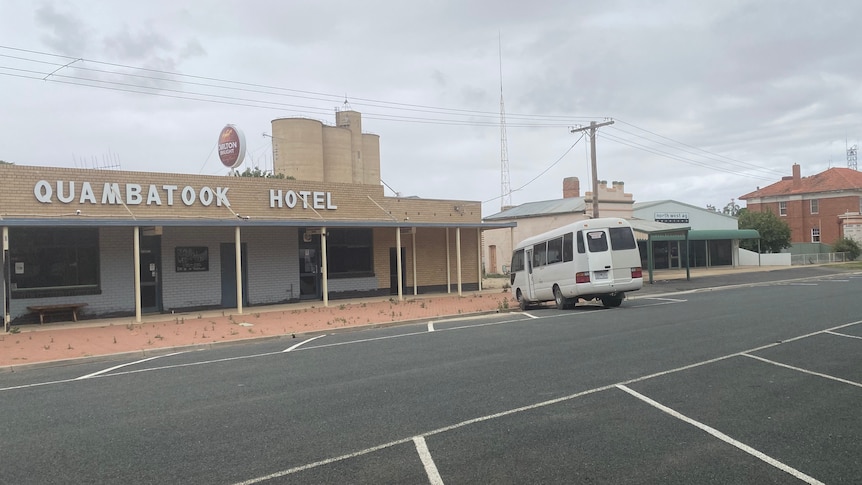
283;334;326;353
642;297;688;302
616;385;825;485
785;283;818;286
76;351;186;380
522;312;539;319
413;436;444;485
428;322;435;332
824;279;850;282
826;330;862;340
743;354;862;388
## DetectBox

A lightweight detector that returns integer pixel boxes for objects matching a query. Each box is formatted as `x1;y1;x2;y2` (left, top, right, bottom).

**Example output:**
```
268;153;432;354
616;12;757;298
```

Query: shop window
9;227;100;298
811;228;821;243
779;201;787;216
810;199;819;214
326;229;373;277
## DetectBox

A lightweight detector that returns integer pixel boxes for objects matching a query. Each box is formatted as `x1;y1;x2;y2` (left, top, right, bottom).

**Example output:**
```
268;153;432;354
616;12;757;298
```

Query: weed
154;334;164;340
339;304;346;310
10;326;21;334
67;343;73;349
113;336;117;344
420;302;426;309
230;329;239;335
254;313;261;318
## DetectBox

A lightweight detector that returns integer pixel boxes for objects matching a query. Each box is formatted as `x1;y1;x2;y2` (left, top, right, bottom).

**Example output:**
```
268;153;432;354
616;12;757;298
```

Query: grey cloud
35;2;92;55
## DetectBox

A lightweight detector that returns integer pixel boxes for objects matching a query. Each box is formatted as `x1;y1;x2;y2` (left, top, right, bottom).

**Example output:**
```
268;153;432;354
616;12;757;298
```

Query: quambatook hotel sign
33;181;338;211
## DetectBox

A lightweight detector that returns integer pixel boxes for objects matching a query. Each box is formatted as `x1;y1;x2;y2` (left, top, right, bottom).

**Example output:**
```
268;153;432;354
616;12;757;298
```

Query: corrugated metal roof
483;198;586;220
0;217;515;230
688;229;760;240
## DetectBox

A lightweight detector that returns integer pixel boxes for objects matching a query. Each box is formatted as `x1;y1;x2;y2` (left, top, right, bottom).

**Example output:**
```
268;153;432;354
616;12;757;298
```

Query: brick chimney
563;177;580;198
792;163;801;187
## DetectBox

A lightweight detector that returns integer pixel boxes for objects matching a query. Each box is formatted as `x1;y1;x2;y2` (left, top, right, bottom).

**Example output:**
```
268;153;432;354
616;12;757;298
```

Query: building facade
1;110;511;326
740;164;862;247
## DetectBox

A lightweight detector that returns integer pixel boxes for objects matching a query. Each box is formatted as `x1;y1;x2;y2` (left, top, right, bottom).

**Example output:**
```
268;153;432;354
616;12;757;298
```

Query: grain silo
322;126;352;184
362;133;381;186
271;118;325;181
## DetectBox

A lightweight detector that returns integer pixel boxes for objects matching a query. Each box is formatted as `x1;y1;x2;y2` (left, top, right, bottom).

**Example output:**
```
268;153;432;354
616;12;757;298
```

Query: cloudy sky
2;1;861;216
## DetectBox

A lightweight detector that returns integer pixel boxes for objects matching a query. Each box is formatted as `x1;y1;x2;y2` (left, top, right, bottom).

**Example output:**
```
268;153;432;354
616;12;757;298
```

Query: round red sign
217;125;246;169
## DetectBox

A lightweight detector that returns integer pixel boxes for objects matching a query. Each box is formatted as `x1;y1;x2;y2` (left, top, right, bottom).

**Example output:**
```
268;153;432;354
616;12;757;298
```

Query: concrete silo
362;133;381;186
322;126;353;184
271;118;325;182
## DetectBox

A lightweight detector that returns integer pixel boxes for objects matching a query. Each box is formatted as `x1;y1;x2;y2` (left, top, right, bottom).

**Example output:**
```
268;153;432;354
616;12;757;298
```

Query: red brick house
739;164;862;246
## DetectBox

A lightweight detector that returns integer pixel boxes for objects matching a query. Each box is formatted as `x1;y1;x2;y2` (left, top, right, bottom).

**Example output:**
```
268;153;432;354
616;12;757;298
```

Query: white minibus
509;217;643;310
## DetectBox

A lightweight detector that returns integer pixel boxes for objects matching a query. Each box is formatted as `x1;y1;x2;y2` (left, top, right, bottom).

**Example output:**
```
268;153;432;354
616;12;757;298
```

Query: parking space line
523;312;539;319
76;351;186;380
413;436;444;485
743;354;862;389
826;330;862;340
616;385;825;485
283;335;326;353
428;322;435;332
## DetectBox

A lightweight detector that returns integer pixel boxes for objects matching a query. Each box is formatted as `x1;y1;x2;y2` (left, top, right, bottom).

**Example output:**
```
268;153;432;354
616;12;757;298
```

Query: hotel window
779;201;787;216
811;228;821;243
326;229;374;277
810;199;819;214
9;227;101;298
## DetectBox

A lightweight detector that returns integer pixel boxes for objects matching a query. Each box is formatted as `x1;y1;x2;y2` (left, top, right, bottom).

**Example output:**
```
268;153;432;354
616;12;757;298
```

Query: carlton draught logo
218;124;246;169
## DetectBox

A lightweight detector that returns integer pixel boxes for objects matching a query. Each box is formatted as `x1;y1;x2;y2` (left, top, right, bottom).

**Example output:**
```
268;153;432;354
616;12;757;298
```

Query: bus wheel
554;286;573;310
517;290;529;311
601;294;624;308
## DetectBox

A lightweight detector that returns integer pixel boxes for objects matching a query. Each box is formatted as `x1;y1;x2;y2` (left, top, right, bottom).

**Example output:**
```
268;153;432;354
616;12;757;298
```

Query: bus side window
547;237;563;264
576;230;585;254
511;249;524;272
533;243;547;267
563;232;573;262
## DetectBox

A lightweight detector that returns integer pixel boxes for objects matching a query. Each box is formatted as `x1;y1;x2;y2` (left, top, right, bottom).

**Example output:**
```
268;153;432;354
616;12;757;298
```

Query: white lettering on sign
268;189;337;210
33;180;233;208
33;180;336;213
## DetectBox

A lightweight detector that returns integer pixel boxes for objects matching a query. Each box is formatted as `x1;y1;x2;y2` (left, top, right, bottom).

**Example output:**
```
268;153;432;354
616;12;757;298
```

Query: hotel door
139;236;162;313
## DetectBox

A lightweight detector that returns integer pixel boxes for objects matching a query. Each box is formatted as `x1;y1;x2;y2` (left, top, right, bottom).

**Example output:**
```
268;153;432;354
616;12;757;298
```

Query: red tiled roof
739;167;862;199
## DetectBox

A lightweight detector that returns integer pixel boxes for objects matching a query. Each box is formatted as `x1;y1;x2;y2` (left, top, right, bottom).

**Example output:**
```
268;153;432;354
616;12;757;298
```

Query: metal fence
790;252;852;265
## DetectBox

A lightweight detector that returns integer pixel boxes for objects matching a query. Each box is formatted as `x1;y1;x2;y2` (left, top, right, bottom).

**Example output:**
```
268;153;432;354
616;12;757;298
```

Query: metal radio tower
848;142;858;170
499;36;512;210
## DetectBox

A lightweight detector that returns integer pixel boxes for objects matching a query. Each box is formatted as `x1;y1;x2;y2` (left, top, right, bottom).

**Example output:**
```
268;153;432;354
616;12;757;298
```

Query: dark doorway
139;236;162;313
389;247;406;294
220;242;249;307
298;230;322;300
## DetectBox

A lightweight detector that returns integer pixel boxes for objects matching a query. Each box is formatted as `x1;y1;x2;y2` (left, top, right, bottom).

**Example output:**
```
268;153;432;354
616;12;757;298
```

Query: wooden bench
27;303;88;325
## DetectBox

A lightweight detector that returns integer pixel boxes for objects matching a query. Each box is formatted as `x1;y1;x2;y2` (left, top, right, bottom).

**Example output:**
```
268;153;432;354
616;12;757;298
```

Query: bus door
525;247;536;299
585;229;614;287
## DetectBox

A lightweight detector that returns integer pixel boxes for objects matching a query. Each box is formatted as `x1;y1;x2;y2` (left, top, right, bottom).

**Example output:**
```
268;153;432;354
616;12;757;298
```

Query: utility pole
571;120;614;218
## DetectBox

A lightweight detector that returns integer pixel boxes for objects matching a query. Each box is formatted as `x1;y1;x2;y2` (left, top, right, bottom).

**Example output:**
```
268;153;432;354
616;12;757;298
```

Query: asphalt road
1;267;860;484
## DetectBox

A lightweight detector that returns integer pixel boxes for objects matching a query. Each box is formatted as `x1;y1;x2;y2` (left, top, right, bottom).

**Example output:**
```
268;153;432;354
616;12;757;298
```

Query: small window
810;199;819;214
576;230;585;254
547;237;563;264
563;232;574;262
609;227;637;250
533;243;547;267
586;231;609;252
811;228;821;243
511;249;525;273
779;201;787;216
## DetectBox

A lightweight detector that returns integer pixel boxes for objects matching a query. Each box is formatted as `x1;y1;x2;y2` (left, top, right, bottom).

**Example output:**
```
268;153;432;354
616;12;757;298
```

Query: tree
722;199;741;216
832;238;861;260
235;166;291;179
737;208;791;253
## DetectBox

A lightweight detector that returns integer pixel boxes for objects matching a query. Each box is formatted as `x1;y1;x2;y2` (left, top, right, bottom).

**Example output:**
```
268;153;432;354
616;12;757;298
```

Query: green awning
687;229;760;240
